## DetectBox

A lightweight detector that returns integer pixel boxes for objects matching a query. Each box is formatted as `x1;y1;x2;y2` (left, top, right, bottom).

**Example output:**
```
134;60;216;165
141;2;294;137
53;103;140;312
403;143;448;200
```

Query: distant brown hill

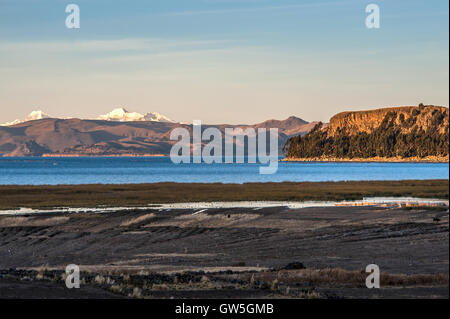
0;116;315;157
285;105;449;161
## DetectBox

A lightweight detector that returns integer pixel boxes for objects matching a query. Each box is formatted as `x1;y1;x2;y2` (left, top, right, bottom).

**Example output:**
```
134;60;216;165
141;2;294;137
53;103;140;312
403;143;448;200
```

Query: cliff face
285;105;449;160
327;106;449;136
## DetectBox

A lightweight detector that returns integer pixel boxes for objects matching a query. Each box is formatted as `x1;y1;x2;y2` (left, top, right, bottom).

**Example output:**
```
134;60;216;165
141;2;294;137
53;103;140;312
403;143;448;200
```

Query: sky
0;0;448;124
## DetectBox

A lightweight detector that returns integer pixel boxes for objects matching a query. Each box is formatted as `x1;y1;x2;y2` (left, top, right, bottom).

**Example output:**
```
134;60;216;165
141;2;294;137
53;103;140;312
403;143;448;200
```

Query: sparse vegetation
36;265;49;280
2;267;447;299
237;268;449;287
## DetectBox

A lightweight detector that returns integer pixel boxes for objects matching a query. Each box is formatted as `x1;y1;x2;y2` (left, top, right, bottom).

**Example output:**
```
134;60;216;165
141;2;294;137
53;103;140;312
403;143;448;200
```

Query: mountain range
1;110;51;127
97;108;175;123
0;109;316;156
5;105;446;159
1;108;174;127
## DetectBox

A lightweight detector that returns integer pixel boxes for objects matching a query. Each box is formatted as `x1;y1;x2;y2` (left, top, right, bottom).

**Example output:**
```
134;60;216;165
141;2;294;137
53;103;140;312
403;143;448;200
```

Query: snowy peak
1;110;51;126
1;119;22;127
98;108;175;123
1;108;175;126
25;110;50;121
98;108;143;122
143;112;174;122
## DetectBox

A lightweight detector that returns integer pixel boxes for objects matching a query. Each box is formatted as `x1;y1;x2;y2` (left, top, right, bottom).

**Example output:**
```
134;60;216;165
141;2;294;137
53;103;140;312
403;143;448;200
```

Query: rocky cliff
285;105;449;161
328;105;449;136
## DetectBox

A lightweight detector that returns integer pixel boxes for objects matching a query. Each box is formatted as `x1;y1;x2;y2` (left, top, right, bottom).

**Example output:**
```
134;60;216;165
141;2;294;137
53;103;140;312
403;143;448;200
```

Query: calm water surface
0;157;448;185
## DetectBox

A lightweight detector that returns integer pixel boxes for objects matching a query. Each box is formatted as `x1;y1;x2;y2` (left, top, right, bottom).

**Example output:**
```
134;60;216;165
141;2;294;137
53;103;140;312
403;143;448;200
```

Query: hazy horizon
2;104;450;126
0;0;448;124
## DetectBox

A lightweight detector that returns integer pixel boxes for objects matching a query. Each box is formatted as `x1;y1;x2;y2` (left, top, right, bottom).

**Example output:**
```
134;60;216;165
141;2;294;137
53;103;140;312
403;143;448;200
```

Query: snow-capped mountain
143;111;175;123
98;108;143;122
25;110;50;121
1;110;51;126
1;108;175;126
98;108;175;123
1;119;22;126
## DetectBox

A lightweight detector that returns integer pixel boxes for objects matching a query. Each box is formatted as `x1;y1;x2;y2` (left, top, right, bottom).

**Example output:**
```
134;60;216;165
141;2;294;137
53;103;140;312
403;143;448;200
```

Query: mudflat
0;203;448;299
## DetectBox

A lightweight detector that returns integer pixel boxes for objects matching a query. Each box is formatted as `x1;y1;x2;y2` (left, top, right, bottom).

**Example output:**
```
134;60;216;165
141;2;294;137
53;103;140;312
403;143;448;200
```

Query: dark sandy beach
0;192;448;298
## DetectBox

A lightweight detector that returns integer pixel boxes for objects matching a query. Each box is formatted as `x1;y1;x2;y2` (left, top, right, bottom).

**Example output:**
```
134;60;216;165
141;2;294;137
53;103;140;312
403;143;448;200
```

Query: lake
0;157;448;185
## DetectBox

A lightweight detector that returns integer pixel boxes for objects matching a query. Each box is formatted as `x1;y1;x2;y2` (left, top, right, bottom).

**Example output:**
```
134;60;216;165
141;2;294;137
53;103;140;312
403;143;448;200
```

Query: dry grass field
0;180;448;210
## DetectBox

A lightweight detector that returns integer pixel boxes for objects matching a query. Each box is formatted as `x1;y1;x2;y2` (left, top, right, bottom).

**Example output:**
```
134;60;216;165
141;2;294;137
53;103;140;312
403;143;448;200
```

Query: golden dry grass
0;180;448;210
239;268;449;287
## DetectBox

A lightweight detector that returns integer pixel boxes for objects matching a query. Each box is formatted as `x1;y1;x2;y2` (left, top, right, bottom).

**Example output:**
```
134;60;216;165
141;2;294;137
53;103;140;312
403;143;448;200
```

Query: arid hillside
0;116;316;157
285;105;449;161
328;105;449;136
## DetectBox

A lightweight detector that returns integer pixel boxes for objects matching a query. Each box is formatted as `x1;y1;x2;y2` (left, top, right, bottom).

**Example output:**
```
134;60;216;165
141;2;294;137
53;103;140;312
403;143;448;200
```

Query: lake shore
282;156;449;163
0;180;448;210
40;154;166;158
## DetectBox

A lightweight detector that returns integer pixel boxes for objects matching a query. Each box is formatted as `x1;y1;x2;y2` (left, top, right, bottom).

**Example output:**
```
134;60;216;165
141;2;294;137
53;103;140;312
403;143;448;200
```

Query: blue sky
0;0;448;124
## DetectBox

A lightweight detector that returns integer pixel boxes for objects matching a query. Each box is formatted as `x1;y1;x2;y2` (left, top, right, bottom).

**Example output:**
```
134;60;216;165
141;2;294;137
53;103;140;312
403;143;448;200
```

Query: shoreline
41;154;166;158
0;156;447;163
0;180;448;210
282;156;449;163
1;154;168;158
1;197;448;215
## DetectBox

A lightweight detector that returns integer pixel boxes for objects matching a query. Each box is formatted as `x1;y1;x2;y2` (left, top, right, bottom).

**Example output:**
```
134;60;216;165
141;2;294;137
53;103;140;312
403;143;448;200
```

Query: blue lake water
0;157;448;185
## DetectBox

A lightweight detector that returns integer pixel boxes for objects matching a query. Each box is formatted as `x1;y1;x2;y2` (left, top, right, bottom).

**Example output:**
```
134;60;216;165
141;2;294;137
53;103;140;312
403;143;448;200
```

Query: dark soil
0;203;448;299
